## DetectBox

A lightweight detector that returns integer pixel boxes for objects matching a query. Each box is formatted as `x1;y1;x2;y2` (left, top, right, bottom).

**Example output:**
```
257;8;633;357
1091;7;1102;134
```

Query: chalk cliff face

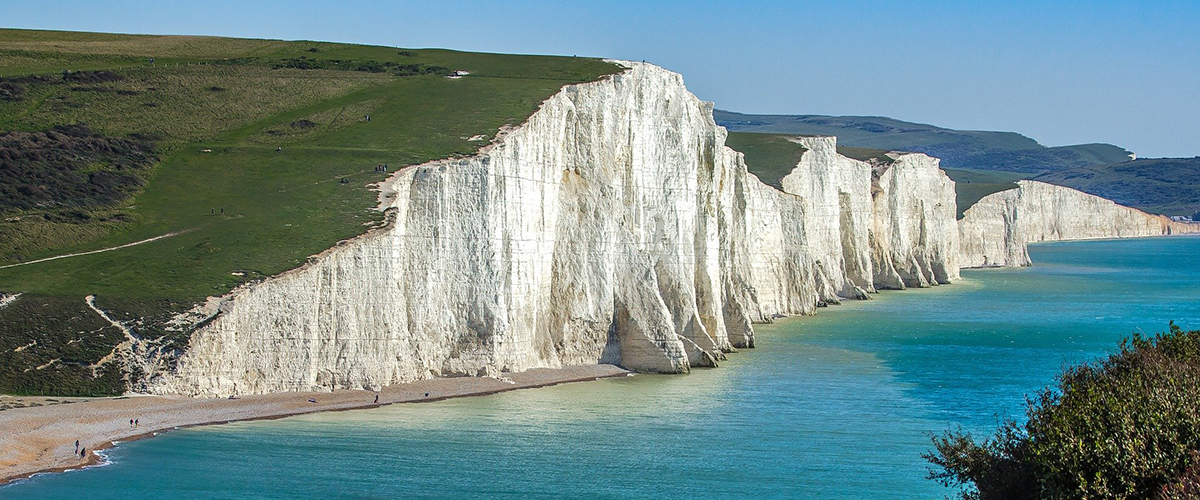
740;174;821;320
958;188;1027;268
871;154;960;288
778;137;874;300
148;63;966;396
143;61;1190;397
153;63;748;395
959;180;1198;268
742;140;960;325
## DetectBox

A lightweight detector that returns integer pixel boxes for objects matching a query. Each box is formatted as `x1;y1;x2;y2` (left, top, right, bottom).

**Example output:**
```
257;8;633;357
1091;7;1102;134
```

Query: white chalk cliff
870;153;960;289
145;63;1190;396
147;63;963;396
743;139;959;324
958;180;1198;268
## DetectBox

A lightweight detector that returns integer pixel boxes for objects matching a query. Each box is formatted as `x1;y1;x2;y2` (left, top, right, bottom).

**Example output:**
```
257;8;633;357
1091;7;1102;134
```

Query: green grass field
726;131;898;189
941;168;1028;218
0;28;619;395
724;132;809;189
835;145;896;165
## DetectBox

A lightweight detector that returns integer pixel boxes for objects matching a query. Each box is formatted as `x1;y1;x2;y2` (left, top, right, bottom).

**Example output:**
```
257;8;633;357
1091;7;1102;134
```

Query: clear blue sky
6;0;1199;157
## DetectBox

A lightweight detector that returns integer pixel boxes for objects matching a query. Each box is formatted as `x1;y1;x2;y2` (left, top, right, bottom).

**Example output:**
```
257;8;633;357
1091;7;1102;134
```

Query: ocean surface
6;236;1200;499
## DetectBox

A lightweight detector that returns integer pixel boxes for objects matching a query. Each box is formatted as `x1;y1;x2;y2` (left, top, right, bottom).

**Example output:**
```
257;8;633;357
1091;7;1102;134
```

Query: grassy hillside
954;143;1133;174
714;110;1133;173
724;132;809;189
1033;157;1200;216
942;168;1027;218
832;145;896;165
0;28;620;395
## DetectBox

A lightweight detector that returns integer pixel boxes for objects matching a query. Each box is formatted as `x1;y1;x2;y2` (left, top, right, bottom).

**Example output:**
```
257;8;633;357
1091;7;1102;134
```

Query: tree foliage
926;323;1200;500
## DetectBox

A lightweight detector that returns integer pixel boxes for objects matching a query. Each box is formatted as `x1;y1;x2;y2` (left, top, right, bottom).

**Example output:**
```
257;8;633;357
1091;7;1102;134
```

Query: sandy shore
0;364;629;486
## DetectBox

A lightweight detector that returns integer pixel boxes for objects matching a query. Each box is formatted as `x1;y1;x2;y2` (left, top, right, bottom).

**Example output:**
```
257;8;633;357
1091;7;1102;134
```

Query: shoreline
0;364;630;487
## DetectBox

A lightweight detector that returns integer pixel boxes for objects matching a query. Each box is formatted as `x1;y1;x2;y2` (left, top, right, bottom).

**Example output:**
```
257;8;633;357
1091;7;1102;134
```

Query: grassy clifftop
0;28;620;395
724;132;809;189
726;131;902;191
942;168;1025;219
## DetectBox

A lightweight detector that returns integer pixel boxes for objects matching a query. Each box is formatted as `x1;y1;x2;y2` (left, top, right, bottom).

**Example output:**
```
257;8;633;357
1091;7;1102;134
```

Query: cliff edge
959;180;1199;268
148;63;961;396
142;64;1189;397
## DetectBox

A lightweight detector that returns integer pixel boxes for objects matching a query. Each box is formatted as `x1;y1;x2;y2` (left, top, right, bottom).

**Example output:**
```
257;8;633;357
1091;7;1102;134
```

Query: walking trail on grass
0;231;187;270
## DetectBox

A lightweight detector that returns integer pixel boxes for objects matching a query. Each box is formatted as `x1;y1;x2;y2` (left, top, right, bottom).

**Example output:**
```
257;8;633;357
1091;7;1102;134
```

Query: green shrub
1158;452;1200;500
0;294;126;396
926;323;1200;500
0;124;157;213
271;56;450;76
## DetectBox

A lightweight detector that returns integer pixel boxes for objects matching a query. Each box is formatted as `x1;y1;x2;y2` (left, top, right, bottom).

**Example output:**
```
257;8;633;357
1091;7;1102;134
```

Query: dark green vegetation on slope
0;295;125;396
926;323;1200;500
0;28;620;395
714;110;1133;174
1033;157;1200;216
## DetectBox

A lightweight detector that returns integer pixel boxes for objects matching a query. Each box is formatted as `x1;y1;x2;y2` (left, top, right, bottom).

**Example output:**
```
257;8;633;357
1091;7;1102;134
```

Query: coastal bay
4;236;1197;498
0;365;628;486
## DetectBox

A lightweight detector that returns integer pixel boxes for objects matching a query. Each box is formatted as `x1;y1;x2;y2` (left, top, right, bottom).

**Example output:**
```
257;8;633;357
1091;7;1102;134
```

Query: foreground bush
926;323;1200;500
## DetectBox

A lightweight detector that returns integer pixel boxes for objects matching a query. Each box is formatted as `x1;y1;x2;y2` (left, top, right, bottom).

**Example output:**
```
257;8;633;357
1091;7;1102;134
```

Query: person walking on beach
135;418;139;428
75;440;79;453
374;394;379;404
80;447;86;457
130;418;134;428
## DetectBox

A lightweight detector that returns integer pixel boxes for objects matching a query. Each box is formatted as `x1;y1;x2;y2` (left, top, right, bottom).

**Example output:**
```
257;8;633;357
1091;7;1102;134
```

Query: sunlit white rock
958;180;1198;268
148;63;964;396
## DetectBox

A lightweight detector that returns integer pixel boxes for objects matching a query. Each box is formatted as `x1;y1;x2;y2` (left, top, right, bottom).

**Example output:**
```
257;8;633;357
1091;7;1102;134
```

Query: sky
5;0;1199;157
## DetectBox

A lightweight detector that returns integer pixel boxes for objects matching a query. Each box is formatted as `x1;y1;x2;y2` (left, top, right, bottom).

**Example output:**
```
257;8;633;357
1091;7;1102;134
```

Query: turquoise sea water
5;237;1200;499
